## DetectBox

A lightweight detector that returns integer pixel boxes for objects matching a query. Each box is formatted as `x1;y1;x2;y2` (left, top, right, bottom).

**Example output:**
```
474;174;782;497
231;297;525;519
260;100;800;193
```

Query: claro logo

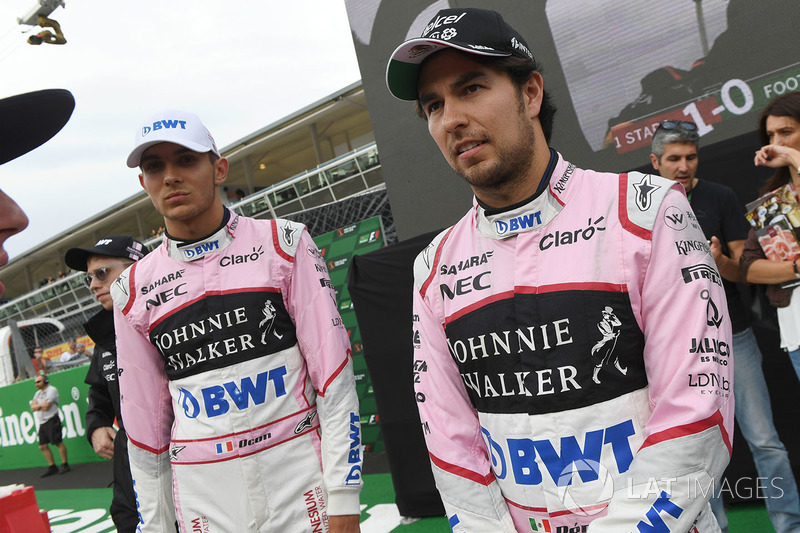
540;217;606;251
220;246;264;267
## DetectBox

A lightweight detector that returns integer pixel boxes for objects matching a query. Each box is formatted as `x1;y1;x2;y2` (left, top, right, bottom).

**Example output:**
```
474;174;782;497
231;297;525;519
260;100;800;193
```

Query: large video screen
345;0;799;238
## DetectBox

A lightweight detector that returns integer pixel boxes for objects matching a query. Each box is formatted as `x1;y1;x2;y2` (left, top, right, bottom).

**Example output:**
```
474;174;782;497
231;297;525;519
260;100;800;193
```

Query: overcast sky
0;0;362;259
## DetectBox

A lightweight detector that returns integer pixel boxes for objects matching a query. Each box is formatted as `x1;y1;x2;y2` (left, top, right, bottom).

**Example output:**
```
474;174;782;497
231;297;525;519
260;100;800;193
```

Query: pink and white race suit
111;212;362;532
412;151;733;532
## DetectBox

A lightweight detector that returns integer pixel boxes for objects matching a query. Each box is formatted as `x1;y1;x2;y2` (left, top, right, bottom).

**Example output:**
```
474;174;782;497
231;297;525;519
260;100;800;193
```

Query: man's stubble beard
453;95;537;192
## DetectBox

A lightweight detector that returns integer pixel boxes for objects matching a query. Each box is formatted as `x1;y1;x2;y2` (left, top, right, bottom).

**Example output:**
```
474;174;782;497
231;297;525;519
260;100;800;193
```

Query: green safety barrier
0;365;98;470
312;216;386;453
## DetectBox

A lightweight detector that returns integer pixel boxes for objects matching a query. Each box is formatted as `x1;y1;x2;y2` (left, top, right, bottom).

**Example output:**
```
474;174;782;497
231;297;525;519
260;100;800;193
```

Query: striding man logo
591;306;627;384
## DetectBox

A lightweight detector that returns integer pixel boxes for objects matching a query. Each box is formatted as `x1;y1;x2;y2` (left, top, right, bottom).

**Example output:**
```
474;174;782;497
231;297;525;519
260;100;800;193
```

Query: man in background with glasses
651;122;800;533
65;235;147;533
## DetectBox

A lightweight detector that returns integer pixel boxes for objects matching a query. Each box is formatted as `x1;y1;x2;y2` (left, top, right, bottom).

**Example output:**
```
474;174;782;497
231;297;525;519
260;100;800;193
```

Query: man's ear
214;158;229;186
522;71;544;121
649;153;660;171
138;173;147;192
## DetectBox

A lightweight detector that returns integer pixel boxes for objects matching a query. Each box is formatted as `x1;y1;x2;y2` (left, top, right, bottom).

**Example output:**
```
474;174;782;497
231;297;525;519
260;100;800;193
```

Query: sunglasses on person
658;120;698;131
83;263;130;288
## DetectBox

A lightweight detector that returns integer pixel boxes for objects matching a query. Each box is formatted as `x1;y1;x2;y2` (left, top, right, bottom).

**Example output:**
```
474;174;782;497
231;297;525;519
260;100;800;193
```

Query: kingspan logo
142;119;188;137
177;366;288;419
495;211;543;236
182;240;220;259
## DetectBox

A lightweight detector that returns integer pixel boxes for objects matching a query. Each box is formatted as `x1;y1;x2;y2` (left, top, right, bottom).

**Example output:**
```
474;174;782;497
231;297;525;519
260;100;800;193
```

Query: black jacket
84;308;138;533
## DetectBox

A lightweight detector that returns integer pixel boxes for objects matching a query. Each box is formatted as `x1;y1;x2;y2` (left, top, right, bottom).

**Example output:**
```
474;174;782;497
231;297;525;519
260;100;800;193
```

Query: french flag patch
215;441;235;454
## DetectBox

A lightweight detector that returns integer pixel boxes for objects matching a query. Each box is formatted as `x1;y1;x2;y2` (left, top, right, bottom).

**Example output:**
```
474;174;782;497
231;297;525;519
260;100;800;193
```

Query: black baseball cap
65;235;147;272
386;8;534;101
1;89;75;165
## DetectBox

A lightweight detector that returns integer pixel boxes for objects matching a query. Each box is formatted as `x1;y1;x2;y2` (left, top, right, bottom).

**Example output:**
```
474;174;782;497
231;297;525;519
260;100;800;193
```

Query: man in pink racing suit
111;110;362;532
386;8;733;532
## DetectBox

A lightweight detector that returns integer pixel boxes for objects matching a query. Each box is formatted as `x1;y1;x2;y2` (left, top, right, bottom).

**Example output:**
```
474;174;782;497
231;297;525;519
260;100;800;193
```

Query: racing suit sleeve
589;187;734;532
112;273;176;533
84;354;115;445
284;228;362;516
411;249;517;532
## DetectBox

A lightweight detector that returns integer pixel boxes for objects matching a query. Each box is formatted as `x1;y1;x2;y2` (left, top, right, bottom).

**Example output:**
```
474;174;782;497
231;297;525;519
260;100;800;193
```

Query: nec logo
495;212;542;235
177;366;288;418
440;271;490;300
142;119;188;137
145;283;187;310
183;240;220;259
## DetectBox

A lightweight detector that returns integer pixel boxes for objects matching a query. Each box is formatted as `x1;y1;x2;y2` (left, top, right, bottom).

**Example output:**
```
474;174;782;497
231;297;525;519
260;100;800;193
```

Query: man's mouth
456;140;487;158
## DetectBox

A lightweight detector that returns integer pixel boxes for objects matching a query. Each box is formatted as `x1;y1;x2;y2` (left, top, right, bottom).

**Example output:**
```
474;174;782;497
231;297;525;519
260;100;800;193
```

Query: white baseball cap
126;109;220;168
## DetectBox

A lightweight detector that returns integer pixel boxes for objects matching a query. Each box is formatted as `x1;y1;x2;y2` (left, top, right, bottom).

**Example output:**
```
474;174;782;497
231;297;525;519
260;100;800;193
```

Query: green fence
313;216;386;453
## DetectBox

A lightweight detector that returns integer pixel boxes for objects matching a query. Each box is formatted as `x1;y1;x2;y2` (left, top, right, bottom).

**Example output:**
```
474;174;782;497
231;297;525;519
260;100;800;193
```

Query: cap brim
64;246;100;272
0;89;75;165
386;38;510;101
126;139;216;168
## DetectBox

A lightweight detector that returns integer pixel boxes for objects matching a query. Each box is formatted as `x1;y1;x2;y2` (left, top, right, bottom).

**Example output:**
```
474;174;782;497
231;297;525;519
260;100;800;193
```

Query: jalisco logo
540;217;606;251
177;366;288;419
691;337;730;366
141;118;187;137
182;239;220;259
495;211;543;235
681;264;721;286
219;246;264;267
440;251;493;275
142;268;186;295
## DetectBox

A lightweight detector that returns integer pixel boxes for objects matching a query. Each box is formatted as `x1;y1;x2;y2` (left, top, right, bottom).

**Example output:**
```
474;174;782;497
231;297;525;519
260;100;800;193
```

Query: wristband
794;259;800;279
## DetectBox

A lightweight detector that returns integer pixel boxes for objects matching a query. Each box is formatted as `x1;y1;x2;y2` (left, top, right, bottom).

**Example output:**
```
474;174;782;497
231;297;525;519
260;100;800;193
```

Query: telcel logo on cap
142;119;189;137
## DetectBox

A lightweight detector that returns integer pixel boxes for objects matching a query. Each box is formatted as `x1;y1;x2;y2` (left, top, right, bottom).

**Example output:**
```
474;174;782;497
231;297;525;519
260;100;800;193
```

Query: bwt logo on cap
142;119;189;137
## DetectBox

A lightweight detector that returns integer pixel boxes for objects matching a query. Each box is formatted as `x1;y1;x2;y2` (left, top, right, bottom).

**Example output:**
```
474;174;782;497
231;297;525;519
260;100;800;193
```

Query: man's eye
427;101;442;114
466;84;480;93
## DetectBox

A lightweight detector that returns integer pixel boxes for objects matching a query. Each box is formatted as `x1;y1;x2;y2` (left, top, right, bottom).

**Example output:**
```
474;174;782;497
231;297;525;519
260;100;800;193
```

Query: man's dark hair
758;92;800;195
415;53;557;143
